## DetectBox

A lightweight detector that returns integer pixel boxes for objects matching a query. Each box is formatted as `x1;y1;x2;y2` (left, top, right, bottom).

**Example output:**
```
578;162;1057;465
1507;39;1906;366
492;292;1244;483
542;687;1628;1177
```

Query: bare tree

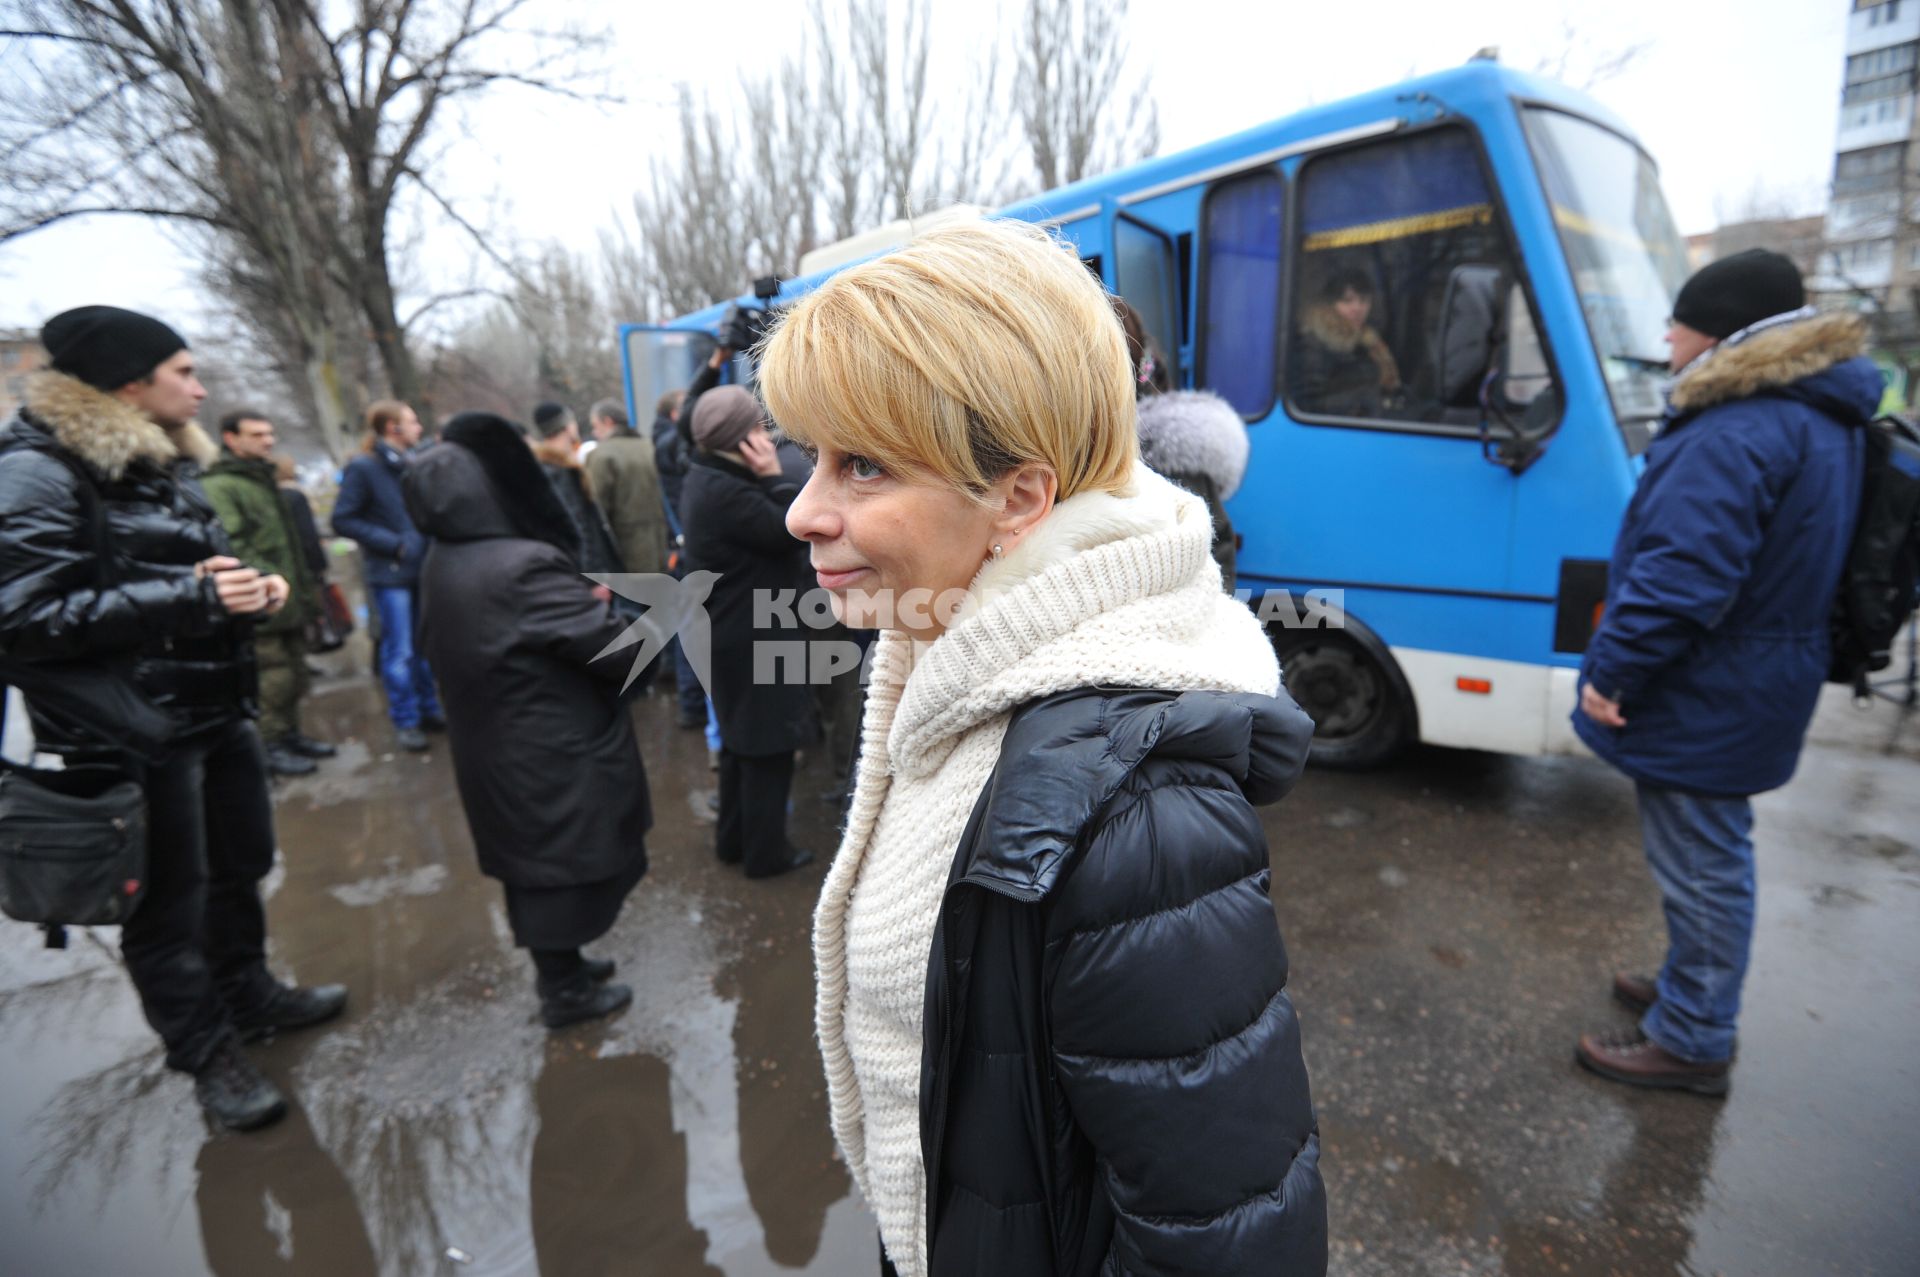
1014;0;1160;191
613;0;1156;322
1529;21;1651;92
0;1;605;455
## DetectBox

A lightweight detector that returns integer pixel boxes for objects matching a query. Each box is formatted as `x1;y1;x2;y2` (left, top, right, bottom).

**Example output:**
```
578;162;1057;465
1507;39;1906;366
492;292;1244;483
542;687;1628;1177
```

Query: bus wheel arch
1263;597;1417;769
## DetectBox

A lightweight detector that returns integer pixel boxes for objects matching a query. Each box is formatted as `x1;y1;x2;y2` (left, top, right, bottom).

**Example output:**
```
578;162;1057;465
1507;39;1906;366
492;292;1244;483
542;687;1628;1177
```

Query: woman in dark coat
405;413;650;1028
678;385;817;880
764;219;1324;1275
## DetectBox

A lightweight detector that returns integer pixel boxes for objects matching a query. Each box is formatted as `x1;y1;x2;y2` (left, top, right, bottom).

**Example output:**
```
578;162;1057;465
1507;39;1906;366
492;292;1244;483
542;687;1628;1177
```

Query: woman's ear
993;463;1058;544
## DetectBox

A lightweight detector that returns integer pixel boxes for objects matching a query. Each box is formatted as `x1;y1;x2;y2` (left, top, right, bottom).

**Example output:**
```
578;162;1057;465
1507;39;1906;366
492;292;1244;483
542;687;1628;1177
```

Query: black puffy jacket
921;686;1326;1276
0;372;254;753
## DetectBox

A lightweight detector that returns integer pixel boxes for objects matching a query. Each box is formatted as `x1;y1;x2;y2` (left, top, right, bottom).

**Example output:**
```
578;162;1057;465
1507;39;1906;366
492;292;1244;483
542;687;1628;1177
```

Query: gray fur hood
1134;389;1249;499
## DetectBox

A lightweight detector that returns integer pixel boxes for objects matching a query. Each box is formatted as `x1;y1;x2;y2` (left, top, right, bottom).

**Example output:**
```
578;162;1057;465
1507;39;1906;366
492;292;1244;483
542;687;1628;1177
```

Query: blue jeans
371;586;442;730
1636;783;1755;1064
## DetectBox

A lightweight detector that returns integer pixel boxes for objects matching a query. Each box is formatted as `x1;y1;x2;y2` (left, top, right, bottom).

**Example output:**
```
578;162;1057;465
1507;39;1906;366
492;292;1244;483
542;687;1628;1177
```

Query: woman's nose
786;468;838;542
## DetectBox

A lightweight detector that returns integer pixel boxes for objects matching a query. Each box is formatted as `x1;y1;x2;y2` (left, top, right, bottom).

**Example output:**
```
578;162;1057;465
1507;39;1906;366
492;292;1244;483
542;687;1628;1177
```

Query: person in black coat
405;412;650;1028
0;307;347;1133
531;402;624;578
678;385;817;880
651;388;690;528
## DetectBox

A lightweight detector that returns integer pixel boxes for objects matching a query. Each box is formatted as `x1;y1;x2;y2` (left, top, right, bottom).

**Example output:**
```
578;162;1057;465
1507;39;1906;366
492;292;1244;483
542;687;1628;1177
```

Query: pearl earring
990;543;1004;560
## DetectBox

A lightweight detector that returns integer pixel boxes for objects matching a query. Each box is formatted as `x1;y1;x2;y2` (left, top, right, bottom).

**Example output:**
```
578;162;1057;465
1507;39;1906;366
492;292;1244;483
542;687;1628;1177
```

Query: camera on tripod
718;276;784;352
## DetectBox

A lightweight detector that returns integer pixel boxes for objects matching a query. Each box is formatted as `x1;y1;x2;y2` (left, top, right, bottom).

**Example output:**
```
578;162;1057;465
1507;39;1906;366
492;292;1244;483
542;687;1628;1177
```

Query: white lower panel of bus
1390;647;1591;758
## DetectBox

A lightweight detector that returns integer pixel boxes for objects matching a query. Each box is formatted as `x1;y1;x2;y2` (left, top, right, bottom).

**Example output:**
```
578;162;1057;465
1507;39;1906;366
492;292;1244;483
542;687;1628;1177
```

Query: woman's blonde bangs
759;217;1138;501
759;287;974;490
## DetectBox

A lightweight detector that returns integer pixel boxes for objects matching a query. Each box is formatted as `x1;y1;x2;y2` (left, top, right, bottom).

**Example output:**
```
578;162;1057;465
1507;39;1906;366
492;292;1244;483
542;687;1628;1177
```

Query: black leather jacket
920;686;1326;1276
0;391;254;754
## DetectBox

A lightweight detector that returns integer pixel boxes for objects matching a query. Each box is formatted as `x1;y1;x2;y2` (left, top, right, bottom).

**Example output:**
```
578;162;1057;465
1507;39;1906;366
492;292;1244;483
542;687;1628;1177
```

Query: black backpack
1829;414;1920;695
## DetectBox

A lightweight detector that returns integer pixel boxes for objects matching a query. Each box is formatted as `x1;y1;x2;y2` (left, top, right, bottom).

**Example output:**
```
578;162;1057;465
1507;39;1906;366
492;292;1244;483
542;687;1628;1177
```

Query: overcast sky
0;0;1846;338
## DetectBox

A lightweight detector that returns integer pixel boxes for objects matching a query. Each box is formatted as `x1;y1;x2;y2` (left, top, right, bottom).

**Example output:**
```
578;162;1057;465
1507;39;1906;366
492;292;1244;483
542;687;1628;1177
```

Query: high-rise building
0;329;45;422
1818;0;1920;367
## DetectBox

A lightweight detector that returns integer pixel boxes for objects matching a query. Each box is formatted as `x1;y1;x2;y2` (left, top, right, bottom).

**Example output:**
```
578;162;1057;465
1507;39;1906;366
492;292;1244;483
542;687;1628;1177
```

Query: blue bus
619;60;1689;766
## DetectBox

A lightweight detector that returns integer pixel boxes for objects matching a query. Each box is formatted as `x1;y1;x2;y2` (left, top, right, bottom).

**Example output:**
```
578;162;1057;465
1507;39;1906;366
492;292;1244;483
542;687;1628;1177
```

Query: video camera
717;276;784;352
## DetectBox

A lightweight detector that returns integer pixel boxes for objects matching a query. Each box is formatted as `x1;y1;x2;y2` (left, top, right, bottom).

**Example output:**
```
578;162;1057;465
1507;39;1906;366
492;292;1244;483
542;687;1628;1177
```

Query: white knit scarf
811;464;1280;1276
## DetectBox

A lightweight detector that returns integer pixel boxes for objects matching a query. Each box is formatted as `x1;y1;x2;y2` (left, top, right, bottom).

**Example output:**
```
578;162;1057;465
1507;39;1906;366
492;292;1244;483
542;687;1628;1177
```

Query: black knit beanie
40;305;189;391
531;401;573;438
1671;249;1805;340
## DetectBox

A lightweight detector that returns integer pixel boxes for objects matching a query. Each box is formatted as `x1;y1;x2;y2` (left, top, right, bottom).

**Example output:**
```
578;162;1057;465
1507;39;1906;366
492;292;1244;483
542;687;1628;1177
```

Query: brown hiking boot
1575;1029;1730;1097
1612;971;1658;1015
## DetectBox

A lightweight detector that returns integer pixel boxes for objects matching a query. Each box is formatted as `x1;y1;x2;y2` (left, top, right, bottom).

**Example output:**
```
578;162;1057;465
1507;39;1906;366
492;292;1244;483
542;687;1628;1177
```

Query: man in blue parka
1573;250;1878;1095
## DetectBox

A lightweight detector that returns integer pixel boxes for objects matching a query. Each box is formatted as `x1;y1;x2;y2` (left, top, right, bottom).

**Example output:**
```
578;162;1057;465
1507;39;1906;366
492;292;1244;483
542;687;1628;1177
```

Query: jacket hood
964;685;1313;898
17;368;216;479
1135;389;1251;499
406;441;518;541
1669;311;1880;422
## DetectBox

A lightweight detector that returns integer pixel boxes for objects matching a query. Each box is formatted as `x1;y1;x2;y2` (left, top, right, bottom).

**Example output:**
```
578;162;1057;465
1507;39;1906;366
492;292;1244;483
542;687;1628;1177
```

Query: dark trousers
716;749;794;874
121;718;279;1073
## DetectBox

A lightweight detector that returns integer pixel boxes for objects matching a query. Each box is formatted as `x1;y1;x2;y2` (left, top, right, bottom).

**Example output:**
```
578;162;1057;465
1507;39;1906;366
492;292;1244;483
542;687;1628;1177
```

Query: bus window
1522;106;1689;454
1288;126;1540;430
1199;169;1284;417
1114;214;1181;383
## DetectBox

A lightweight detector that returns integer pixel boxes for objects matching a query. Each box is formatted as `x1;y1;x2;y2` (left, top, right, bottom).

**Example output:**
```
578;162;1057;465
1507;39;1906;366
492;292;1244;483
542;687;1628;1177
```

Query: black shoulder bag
0;446;150;947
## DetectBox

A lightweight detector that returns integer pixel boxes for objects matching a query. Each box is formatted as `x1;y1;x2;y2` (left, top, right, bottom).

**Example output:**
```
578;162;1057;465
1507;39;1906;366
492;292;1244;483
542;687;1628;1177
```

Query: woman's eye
847;454;884;480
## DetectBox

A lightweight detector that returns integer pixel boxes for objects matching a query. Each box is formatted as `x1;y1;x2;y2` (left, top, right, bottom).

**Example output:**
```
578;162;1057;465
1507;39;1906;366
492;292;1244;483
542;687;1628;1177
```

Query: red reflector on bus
1456;677;1492;694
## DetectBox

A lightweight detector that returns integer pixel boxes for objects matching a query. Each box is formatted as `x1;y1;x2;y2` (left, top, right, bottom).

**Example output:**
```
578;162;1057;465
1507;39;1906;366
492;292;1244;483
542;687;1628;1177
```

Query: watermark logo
586;573;1343;694
590;571;719;693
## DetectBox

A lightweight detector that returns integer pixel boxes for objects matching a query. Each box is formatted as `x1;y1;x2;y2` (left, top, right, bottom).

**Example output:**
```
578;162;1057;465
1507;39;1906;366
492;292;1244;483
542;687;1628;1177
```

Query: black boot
232;982;349;1043
532;948;630;1029
280;732;338;759
264;742;318;776
193;1036;288;1132
582;956;616;983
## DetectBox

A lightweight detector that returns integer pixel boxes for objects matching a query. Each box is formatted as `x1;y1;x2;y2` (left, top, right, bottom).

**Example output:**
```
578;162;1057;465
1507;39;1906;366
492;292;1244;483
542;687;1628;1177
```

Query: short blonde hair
758;217;1137;501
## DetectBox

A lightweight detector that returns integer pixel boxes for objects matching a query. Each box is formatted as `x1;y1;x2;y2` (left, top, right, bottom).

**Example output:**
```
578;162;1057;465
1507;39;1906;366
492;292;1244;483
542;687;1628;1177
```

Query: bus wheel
1274;631;1411;769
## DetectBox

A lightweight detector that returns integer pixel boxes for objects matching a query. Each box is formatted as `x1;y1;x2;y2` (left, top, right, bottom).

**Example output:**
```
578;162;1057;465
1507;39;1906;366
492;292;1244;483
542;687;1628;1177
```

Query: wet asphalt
1;634;1916;1277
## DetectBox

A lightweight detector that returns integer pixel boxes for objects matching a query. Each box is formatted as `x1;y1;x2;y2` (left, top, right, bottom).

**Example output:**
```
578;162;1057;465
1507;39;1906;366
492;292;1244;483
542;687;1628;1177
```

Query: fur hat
440;411;579;555
41;305;188;391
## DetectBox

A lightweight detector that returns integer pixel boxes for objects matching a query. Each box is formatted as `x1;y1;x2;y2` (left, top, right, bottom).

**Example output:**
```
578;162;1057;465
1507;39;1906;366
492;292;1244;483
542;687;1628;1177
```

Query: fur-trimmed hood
1135;389;1250;499
1669;311;1878;418
15;368;215;479
409;413;580;557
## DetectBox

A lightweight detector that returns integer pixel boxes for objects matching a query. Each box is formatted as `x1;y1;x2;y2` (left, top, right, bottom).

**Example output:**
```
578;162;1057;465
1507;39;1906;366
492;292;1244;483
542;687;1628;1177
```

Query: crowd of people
0;216;1881;1276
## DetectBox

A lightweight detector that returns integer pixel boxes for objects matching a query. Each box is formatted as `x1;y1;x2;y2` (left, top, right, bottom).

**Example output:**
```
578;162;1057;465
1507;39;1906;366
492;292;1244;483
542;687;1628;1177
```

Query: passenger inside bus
1290;268;1402;418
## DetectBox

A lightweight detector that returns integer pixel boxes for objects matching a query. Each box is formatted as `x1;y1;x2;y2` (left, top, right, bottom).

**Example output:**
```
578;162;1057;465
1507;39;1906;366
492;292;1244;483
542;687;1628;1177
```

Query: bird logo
587;571;721;694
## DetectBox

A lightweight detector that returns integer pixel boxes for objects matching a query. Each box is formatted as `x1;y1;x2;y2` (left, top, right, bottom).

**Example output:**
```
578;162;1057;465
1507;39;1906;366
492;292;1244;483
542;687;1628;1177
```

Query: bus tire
1269;624;1414;770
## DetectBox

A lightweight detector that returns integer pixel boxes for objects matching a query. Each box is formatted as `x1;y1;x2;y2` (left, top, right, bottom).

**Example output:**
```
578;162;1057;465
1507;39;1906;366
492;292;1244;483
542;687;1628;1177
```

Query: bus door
618;323;718;432
1231;124;1547;603
1110;210;1183;384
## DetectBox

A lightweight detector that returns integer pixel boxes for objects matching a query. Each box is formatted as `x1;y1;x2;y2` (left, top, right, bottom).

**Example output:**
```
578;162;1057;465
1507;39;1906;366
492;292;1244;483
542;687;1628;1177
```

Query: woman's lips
814;566;869;590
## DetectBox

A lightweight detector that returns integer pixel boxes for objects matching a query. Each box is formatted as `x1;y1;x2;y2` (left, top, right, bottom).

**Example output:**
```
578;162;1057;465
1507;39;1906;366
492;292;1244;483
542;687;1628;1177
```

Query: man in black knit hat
0;305;348;1132
1571;252;1879;1096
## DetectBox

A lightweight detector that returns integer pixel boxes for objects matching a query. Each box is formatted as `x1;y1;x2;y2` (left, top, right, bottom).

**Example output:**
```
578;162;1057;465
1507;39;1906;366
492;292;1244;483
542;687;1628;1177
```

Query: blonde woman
761;219;1326;1277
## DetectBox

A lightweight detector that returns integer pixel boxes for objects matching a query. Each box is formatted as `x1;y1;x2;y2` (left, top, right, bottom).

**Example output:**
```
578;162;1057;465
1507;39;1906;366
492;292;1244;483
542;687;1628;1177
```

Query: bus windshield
1523;107;1688;448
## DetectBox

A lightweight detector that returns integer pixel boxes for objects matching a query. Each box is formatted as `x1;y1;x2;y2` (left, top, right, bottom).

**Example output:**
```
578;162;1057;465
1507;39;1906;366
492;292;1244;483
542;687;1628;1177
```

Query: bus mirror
1435;264;1504;409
